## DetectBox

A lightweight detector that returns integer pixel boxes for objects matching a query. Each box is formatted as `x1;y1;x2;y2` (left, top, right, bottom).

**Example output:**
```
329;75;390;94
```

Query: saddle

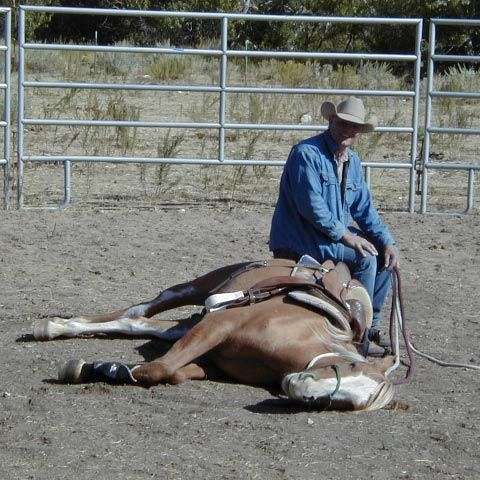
205;255;373;344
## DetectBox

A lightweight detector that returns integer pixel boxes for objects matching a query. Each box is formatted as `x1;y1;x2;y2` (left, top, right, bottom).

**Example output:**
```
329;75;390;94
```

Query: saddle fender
341;280;373;329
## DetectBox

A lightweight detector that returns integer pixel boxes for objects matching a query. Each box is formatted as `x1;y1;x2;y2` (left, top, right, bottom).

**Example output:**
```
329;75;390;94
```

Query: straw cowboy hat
321;96;376;133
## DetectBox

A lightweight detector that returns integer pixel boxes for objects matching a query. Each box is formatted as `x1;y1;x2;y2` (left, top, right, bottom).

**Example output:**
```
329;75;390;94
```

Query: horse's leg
169;363;207;384
59;358;218;385
37;317;178;340
34;262;252;340
131;308;246;386
133;261;253;318
58;307;245;386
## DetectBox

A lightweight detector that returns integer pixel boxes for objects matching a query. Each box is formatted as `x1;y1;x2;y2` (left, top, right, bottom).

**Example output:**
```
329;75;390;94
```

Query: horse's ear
371;355;395;374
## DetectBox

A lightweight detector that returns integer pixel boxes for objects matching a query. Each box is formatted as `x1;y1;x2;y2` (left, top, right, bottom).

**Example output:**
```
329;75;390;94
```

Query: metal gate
17;6;423;210
1;8;11;208
421;18;480;213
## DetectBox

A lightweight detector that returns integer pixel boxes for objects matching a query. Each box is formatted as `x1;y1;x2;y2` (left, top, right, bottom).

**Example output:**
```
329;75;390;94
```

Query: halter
306;353;342;404
329;364;341;400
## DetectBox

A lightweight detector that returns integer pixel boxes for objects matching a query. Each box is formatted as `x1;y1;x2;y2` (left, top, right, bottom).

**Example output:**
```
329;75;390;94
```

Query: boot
58;358;138;384
356;329;385;357
368;328;392;349
365;342;386;357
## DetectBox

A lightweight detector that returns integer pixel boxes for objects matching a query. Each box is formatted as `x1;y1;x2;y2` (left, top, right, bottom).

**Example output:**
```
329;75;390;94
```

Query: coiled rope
387;266;480;385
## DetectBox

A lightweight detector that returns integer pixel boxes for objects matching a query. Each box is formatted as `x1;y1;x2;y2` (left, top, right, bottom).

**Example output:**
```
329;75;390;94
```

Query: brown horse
33;258;395;411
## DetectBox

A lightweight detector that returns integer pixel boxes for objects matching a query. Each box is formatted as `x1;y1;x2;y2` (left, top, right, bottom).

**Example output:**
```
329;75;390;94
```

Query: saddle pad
288;290;350;332
297;254;325;270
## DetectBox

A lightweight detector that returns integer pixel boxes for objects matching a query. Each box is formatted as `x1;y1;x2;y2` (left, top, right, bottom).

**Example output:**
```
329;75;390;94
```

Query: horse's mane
362;379;395;411
324;341;366;363
308;314;353;344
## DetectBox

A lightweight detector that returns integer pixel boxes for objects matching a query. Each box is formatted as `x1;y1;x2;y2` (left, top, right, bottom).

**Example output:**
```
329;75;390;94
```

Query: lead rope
389;268;416;384
387;267;480;385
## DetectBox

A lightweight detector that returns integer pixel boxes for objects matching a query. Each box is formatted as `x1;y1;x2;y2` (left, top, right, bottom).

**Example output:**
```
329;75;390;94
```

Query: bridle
305;353;342;405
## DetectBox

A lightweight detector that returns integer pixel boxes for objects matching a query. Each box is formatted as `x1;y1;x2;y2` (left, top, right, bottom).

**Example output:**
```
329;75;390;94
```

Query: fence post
409;20;422;213
420;21;436;214
466;169;475;213
2;9;11;209
17;7;25;208
218;16;228;162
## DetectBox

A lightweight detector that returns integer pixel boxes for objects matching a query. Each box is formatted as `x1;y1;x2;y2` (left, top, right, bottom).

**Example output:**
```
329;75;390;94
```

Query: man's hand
341;233;378;257
383;244;399;270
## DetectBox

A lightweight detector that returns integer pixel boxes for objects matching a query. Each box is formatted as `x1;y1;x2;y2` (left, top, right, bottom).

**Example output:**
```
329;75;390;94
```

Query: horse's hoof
33;318;68;340
58;358;87;383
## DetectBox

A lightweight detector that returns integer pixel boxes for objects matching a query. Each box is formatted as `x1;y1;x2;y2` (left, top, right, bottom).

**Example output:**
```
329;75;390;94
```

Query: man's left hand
383;244;399;270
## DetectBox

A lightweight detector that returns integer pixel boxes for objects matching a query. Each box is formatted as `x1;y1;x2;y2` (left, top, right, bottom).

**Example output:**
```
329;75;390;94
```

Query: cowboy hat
321;96;376;133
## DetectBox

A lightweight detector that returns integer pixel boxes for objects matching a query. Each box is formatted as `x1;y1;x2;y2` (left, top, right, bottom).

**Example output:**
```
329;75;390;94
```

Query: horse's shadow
135;338;172;360
16;333;35;343
18;316;341;413
244;398;324;414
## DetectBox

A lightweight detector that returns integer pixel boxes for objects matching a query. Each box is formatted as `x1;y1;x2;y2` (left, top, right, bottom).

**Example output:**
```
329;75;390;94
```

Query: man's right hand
341;233;378;257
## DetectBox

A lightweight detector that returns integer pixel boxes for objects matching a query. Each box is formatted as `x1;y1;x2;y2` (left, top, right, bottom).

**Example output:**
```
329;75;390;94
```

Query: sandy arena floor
1;205;479;479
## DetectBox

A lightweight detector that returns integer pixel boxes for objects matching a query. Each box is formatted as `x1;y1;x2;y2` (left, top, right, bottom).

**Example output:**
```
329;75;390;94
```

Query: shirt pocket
345;180;359;207
319;171;337;193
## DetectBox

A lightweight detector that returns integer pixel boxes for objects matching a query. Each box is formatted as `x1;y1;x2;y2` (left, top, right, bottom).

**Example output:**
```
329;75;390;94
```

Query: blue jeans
340;246;392;328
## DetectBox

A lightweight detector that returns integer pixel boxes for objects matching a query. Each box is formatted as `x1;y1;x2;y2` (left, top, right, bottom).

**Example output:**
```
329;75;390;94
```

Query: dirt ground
1;204;479;480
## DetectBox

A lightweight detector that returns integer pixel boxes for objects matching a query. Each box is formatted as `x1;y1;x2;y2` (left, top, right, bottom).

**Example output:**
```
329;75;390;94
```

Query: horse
33;257;396;412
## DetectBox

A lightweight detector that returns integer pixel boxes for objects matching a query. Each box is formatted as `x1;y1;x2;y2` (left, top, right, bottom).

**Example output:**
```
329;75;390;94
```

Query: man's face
329;116;363;148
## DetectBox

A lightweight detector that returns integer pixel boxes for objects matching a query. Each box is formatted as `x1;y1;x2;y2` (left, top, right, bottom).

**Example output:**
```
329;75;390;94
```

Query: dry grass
6;43;479;212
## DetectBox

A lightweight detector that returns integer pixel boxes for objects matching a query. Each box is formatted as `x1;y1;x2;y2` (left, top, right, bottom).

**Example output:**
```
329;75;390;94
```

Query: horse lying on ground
33;257;396;412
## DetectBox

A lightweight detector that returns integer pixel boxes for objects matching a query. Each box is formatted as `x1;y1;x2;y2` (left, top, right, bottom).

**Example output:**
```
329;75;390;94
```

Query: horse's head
281;352;395;411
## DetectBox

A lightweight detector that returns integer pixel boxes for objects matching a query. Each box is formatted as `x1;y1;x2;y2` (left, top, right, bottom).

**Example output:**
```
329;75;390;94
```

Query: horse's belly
209;352;280;385
204;294;334;386
213;317;321;383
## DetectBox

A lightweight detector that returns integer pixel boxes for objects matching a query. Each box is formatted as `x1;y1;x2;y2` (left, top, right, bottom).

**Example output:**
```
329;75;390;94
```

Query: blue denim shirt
269;131;394;260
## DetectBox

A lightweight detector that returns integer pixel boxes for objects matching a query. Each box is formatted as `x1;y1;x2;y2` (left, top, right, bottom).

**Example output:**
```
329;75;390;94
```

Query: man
269;96;398;350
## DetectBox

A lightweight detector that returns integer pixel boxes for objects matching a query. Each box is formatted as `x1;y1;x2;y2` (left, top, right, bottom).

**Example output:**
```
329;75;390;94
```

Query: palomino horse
33;258;396;411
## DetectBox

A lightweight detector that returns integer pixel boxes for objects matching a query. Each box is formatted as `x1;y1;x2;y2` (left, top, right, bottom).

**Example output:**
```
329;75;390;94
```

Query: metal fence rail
18;6;422;210
1;8;11;208
421;18;480;213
